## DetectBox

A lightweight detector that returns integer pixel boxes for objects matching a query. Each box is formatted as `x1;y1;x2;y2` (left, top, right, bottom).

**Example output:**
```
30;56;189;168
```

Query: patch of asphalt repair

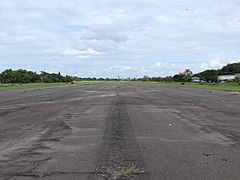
96;86;149;180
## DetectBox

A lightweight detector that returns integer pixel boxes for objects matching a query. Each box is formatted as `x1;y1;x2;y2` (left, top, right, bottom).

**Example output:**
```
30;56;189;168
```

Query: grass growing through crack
108;165;144;177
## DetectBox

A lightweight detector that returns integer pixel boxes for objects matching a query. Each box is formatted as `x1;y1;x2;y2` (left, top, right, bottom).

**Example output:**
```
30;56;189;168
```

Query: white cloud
227;59;240;64
107;66;133;71
0;0;240;77
209;59;224;68
154;62;175;68
199;59;224;70
83;23;129;43
200;62;209;70
63;47;103;59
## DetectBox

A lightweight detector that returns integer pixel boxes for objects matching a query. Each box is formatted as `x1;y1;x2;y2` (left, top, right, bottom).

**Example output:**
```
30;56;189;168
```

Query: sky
0;0;240;78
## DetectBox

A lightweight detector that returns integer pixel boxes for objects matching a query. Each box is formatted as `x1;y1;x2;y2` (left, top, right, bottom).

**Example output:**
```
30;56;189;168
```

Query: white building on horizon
218;74;239;82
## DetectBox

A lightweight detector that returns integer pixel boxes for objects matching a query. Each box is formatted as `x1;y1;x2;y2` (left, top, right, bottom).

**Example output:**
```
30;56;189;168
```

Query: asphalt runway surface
0;82;239;180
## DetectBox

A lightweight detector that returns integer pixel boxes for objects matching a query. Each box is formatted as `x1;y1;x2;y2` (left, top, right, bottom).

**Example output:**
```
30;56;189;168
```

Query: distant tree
65;75;73;82
173;74;186;82
98;78;104;81
163;76;173;82
142;75;149;81
15;69;31;83
0;69;17;83
172;69;193;82
234;75;240;85
149;77;161;82
184;69;193;76
28;71;41;83
40;71;52;83
198;69;218;83
0;69;81;84
219;62;240;75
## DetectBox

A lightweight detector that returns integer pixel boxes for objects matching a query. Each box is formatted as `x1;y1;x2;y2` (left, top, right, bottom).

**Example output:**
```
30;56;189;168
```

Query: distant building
218;74;239;82
192;77;200;82
179;69;193;76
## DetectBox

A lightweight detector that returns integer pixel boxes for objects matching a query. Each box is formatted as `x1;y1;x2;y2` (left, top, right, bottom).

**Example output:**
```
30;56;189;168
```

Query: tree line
0;69;121;84
195;62;240;83
138;62;240;83
1;62;239;84
0;69;79;84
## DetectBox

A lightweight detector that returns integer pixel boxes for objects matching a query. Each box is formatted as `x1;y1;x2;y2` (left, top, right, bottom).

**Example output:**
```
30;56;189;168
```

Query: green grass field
0;81;97;91
1;81;240;92
140;81;240;92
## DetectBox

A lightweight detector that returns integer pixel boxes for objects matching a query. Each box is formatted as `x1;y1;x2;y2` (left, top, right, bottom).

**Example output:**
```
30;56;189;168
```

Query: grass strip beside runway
140;82;240;92
0;81;96;90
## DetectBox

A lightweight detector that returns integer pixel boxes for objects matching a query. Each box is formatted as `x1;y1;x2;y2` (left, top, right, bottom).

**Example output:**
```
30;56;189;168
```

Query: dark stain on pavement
96;99;149;179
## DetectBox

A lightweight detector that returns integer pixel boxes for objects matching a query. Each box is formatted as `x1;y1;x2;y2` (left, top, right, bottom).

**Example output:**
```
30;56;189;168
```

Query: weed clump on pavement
108;165;144;177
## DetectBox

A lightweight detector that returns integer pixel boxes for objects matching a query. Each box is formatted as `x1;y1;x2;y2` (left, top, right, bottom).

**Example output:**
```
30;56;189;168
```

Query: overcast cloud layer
0;0;240;78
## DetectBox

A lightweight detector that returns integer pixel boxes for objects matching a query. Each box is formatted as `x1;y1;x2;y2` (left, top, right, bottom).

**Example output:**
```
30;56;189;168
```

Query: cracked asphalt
0;82;240;180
